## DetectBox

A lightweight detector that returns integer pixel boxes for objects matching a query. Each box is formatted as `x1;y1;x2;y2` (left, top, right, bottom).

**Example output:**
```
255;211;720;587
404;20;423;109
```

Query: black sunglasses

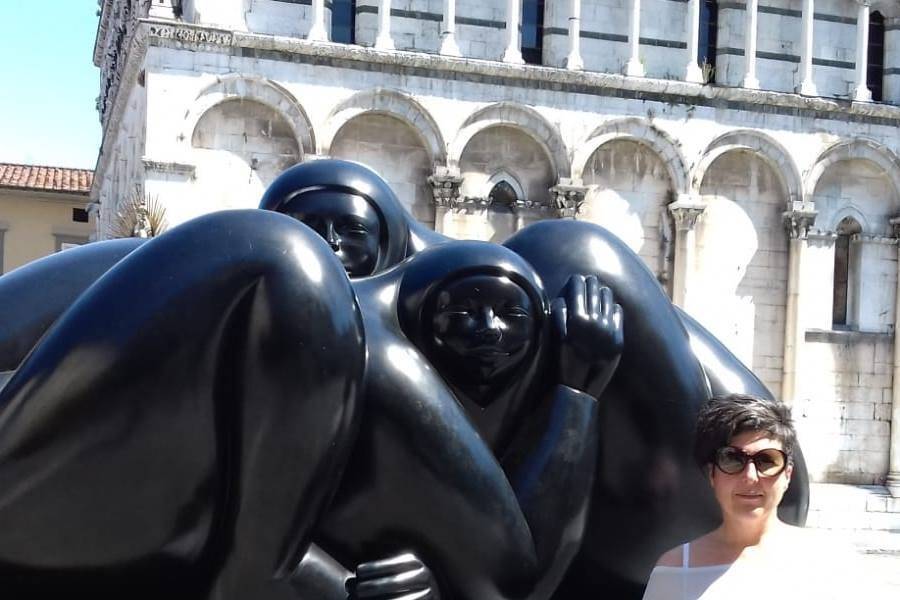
713;447;788;478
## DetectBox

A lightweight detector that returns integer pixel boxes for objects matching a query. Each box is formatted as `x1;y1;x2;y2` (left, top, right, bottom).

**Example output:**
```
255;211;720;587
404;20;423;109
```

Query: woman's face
709;430;793;522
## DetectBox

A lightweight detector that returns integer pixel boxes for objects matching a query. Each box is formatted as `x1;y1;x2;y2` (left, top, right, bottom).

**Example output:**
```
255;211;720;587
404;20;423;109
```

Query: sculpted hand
552;275;623;399
347;552;441;600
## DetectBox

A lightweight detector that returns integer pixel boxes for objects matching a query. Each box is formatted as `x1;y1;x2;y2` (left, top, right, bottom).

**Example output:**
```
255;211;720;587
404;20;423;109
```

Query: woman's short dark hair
693;393;796;468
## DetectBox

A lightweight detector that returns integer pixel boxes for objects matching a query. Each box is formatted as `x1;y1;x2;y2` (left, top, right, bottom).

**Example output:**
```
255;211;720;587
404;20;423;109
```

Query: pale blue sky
0;1;101;169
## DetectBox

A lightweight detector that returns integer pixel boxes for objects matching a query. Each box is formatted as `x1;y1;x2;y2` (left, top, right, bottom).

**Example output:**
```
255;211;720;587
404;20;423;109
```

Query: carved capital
550;179;588;219
668;199;706;232
890;216;900;239
427;168;464;209
783;202;818;240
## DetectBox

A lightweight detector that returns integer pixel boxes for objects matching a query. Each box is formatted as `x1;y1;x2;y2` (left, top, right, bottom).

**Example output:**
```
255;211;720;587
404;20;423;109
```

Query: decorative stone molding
97;1;150;126
806;228;838;243
550;180;588;219
850;232;898;245
783;202;818;240
147;22;234;46
428;168;464;209
142;158;197;178
668;197;706;231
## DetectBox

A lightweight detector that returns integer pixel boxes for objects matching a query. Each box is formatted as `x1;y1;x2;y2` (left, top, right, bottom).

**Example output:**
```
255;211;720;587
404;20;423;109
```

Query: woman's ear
707;463;715;487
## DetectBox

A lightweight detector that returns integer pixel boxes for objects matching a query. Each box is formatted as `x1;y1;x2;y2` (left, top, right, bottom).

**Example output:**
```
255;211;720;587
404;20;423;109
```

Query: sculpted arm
501;275;623;597
0;238;145;371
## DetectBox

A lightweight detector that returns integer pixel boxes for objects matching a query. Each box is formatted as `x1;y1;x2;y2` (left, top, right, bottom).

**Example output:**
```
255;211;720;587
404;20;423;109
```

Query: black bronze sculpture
259;159;443;277
293;241;623;600
0;159;809;600
0;211;366;600
0;211;624;600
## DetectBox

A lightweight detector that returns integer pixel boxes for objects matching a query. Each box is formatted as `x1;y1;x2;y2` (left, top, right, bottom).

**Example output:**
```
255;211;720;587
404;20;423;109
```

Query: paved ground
807;484;900;595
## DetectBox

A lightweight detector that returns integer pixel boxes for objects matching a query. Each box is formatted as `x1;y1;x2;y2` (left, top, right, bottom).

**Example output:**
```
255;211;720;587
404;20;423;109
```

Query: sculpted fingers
351;553;440;600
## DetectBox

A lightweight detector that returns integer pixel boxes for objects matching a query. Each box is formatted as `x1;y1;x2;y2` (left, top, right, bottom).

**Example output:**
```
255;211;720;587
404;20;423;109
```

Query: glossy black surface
504;221;808;598
0;161;810;600
0;211;366;600
259;159;443;275
303;241;622;600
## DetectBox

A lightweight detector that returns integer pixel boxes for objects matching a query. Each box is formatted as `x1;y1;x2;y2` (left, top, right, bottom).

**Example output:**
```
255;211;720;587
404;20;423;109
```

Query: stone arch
805;138;900;205
827;205;872;233
484;169;526;202
449;102;569;179
693;130;802;205
694;142;792;394
183;74;315;157
572;118;688;195
322;88;446;165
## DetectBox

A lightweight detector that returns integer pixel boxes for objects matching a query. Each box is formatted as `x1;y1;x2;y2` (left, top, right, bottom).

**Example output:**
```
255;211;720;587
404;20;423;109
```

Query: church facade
93;0;900;492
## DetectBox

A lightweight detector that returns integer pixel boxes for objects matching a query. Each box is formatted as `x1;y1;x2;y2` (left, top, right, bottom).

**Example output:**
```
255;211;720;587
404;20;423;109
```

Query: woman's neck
718;512;783;550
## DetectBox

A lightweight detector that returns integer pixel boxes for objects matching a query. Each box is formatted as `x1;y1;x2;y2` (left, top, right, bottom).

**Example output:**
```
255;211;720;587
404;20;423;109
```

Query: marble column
798;0;817;95
375;0;395;50
567;0;584;71
307;0;329;42
550;179;588;219
781;203;818;405
886;217;900;497
854;1;873;102
742;0;760;89
625;0;645;77
428;168;464;234
503;0;525;64
668;196;705;308
440;0;462;56
685;0;704;82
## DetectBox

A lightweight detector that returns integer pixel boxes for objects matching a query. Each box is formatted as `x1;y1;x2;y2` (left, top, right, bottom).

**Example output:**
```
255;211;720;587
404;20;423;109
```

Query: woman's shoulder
654;544;685;568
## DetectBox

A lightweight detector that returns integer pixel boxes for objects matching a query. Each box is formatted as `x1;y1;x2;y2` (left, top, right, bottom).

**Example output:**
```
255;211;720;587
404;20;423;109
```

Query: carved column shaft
308;0;329;41
798;0;817;95
743;0;760;89
567;0;584;71
887;217;900;496
428;170;464;234
685;0;703;82
854;1;872;102
781;205;818;405
626;0;644;77
375;0;395;49
503;0;524;64
668;198;705;308
440;0;461;56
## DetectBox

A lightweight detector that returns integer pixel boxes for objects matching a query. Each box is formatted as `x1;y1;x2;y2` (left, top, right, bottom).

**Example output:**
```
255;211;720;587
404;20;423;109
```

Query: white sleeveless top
642;535;861;600
642;543;729;600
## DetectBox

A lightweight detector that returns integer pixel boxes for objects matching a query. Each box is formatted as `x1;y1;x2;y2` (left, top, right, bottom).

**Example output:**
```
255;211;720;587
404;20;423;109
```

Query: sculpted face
430;274;535;384
286;191;382;277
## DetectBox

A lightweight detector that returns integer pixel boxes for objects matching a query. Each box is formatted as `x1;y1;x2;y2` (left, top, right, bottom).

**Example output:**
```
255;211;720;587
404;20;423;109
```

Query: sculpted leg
0;211;365;600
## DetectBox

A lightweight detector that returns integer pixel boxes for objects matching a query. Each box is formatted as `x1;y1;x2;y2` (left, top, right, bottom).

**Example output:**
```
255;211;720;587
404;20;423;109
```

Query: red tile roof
0;163;93;195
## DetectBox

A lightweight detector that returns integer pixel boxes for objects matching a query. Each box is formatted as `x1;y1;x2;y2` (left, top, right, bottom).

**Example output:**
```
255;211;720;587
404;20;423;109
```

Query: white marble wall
92;5;900;483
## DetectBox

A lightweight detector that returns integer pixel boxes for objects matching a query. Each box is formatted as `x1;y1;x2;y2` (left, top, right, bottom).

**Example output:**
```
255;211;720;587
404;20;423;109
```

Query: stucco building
92;0;900;492
0;163;95;274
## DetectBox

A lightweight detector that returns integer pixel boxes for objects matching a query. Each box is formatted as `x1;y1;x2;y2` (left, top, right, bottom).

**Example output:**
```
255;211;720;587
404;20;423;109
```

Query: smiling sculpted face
285;191;382;277
430;274;535;384
709;430;793;523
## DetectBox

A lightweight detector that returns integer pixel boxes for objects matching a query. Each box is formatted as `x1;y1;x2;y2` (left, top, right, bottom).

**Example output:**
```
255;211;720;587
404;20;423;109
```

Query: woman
643;393;855;600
